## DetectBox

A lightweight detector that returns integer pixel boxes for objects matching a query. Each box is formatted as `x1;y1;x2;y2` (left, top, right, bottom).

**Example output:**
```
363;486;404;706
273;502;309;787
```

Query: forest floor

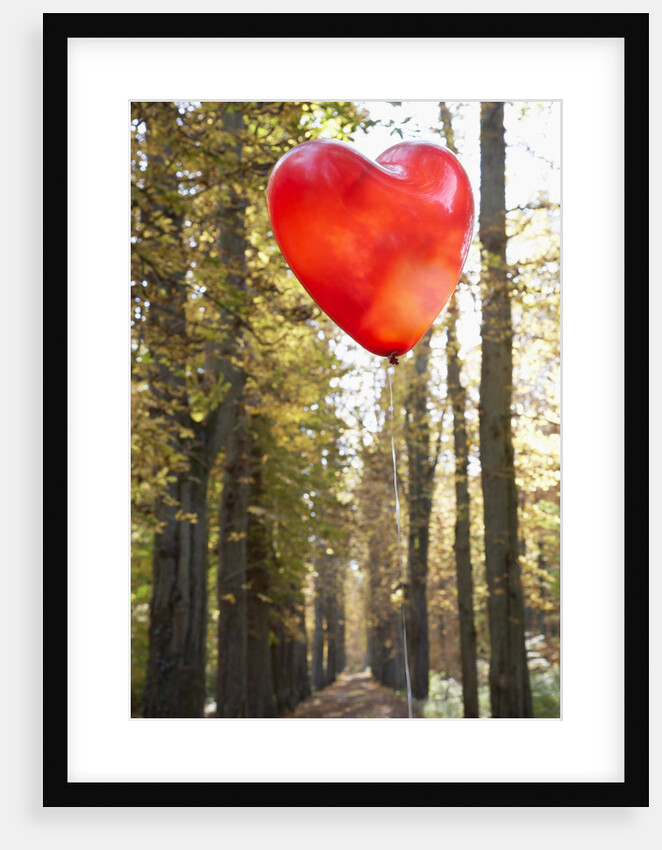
284;670;421;718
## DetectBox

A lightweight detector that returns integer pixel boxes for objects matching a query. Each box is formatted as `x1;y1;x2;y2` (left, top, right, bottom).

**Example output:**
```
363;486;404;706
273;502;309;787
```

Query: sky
350;100;560;210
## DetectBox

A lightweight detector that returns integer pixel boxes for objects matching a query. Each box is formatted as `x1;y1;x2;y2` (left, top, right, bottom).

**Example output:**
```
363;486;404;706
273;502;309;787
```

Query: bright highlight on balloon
266;138;475;360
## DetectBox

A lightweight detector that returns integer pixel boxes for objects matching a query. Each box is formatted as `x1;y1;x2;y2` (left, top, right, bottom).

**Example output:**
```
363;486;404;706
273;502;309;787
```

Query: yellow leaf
227;531;247;542
175;510;198;524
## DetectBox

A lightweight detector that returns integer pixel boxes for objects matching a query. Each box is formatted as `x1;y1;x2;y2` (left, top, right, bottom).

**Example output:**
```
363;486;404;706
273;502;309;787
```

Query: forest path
285;671;421;718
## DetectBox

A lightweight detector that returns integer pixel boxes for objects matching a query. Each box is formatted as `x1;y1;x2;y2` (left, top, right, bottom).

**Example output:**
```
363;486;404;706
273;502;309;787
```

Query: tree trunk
311;568;325;690
365;556;384;682
362;454;406;692
537;541;547;638
215;106;252;717
446;300;480;717
336;572;346;675
404;327;435;699
439;101;480;717
141;158;209;717
245;419;276;717
290;589;311;704
217;419;249;716
478;101;532;718
271;581;310;714
140;105;252;717
324;560;338;686
145;450;210;717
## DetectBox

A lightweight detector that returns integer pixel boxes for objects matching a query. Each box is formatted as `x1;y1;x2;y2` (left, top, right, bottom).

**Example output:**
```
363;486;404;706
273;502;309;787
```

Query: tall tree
403;327;439;699
478;101;532;717
446;299;480;716
311;566;326;691
215;105;252;717
133;102;246;717
216;418;250;716
439;102;480;718
323;557;340;686
244;416;278;716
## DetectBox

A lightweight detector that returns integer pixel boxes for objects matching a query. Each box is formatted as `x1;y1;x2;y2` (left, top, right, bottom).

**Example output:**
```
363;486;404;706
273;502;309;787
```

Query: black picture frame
46;11;649;807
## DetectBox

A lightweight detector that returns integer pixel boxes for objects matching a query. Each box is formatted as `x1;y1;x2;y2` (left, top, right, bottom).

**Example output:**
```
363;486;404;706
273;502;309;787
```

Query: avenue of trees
131;100;560;719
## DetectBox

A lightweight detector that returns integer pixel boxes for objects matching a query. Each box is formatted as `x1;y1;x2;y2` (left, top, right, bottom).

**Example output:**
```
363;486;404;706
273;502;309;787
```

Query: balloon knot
388;352;400;366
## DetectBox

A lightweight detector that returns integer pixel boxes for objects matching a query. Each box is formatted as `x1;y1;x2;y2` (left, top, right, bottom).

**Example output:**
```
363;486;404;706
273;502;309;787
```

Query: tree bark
362;443;406;692
245;419;276;717
216;420;249;716
311;568;326;691
336;571;346;675
446;300;480;717
439;102;480;718
290;588;311;706
404;327;435;699
145;444;210;717
478;101;533;717
215;106;253;717
537;541;548;638
324;560;338;686
141;142;209;718
271;584;310;713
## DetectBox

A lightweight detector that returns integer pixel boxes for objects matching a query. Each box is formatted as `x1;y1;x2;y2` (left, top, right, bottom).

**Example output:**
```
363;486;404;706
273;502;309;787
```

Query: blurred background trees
131;100;560;719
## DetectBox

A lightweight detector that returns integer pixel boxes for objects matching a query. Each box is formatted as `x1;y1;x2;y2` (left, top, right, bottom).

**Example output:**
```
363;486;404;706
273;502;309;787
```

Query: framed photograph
49;12;648;805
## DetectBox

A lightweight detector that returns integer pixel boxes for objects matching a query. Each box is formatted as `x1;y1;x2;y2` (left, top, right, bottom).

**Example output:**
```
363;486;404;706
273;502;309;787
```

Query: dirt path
285;670;420;718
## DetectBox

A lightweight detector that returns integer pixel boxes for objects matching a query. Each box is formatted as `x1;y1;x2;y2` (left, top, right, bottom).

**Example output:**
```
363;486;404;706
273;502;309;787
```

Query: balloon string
387;364;413;719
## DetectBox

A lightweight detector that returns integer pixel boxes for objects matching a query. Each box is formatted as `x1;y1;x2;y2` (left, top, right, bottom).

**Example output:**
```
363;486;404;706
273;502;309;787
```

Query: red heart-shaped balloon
267;139;474;358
